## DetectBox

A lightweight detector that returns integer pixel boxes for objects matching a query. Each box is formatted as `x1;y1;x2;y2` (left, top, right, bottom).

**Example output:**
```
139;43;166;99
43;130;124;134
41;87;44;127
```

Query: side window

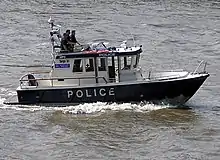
73;59;83;72
98;58;106;71
85;58;94;72
121;56;131;70
133;54;140;68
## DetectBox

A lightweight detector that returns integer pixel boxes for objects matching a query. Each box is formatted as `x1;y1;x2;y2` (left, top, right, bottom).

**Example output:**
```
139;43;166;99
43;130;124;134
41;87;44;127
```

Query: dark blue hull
5;74;209;106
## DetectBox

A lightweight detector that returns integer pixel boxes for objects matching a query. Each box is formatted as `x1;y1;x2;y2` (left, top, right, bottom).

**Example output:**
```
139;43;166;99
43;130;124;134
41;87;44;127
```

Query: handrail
20;75;108;88
20;76;107;82
147;73;188;81
193;60;207;74
19;72;50;81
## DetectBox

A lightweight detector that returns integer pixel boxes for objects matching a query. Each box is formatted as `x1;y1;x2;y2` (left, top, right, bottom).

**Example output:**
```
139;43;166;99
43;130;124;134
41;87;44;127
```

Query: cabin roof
55;47;142;59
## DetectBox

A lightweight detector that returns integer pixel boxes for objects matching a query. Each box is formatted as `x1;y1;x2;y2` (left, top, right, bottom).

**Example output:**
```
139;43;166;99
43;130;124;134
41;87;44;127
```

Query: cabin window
133;54;140;68
73;59;83;72
121;56;131;70
98;58;106;71
85;58;94;72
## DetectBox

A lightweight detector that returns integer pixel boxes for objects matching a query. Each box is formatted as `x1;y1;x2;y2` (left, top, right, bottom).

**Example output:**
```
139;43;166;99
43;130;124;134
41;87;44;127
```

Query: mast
48;17;61;55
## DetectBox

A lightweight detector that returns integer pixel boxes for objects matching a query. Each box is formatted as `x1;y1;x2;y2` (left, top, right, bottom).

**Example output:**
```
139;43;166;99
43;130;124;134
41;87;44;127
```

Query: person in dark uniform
68;30;80;52
60;33;68;51
66;29;71;41
70;30;80;45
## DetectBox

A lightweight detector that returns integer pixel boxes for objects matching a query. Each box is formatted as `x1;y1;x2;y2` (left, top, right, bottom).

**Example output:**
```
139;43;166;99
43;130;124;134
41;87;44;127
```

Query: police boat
4;18;209;106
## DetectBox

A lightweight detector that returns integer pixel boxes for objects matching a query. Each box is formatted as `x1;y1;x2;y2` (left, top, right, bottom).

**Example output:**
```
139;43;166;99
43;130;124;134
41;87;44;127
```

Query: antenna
48;16;54;29
128;27;135;46
48;17;61;30
48;17;62;59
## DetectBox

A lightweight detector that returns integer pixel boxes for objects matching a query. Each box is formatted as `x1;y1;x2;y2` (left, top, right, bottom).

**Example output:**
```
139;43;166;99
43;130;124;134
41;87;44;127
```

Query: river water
0;0;220;159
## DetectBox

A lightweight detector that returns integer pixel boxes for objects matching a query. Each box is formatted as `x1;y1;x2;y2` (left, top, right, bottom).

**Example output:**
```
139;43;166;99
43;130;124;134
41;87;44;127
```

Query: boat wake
0;95;173;114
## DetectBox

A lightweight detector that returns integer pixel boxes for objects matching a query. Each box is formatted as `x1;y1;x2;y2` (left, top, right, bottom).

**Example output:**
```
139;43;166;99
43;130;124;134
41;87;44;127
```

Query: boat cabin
47;42;143;87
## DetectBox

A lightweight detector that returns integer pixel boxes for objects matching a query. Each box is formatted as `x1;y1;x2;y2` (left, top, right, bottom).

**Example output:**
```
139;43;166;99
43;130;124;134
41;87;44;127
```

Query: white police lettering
99;88;106;96
67;91;73;98
94;89;97;97
67;88;115;98
76;90;83;98
109;88;114;96
86;90;92;97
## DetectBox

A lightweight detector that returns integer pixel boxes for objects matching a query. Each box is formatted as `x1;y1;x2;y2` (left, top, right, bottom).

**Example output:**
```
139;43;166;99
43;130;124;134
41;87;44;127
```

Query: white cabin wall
50;57;109;86
118;55;143;82
120;70;137;82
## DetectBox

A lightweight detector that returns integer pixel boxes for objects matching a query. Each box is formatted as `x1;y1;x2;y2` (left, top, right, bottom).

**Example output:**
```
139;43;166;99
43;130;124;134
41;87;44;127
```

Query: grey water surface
0;0;220;159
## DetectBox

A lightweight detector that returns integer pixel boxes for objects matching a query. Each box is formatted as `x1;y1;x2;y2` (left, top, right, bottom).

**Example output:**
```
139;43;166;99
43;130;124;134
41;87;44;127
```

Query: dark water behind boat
0;0;220;159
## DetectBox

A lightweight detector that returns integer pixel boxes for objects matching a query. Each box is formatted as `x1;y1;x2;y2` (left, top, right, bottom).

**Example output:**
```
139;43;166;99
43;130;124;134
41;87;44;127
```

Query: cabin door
108;57;116;82
96;57;108;83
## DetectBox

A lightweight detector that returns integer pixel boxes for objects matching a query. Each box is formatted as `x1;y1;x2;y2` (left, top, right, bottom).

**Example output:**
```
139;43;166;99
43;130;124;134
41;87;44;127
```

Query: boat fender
27;74;38;86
